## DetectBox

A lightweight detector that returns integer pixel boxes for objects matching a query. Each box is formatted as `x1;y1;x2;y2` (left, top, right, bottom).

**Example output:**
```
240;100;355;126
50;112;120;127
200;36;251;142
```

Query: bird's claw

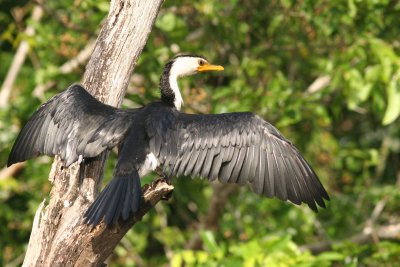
151;177;167;188
162;173;172;184
151;176;173;201
161;191;173;201
142;183;150;192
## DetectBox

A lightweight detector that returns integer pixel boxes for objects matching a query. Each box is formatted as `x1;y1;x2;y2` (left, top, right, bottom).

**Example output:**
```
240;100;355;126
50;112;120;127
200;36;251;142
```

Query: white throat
169;75;184;110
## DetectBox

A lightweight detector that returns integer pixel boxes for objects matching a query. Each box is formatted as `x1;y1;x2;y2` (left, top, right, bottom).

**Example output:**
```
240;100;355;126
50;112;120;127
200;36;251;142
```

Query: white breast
139;153;159;176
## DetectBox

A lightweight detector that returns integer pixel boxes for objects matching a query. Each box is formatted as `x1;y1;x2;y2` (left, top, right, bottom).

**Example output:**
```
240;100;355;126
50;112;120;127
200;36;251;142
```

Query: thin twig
32;39;96;99
305;75;331;95
301;198;391;255
300;222;400;254
186;182;237;250
32;0;96;35
0;162;25;181
0;4;43;107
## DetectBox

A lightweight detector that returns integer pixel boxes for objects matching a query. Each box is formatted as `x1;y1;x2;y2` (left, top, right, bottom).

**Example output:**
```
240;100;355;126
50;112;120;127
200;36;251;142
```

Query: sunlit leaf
382;76;400;125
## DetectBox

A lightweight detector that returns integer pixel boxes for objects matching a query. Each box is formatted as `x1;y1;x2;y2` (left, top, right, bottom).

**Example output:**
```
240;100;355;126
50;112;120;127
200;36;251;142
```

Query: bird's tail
84;171;141;226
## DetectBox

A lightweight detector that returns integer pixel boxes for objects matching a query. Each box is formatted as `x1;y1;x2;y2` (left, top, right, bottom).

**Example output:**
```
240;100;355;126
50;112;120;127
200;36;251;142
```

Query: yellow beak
197;64;224;72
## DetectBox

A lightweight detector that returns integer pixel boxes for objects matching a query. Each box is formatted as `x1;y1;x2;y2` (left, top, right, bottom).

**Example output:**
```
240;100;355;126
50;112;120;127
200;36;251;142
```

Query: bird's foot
151;177;168;188
161;190;173;201
142;183;151;192
143;177;168;193
155;167;173;184
162;172;172;185
151;175;173;201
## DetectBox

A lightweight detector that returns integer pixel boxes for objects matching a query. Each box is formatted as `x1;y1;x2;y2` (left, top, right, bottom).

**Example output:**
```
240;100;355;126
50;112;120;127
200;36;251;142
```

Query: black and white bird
8;55;329;226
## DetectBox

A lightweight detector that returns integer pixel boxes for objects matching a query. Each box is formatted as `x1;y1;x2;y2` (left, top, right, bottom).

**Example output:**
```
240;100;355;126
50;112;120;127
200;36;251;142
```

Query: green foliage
1;0;400;266
169;231;348;267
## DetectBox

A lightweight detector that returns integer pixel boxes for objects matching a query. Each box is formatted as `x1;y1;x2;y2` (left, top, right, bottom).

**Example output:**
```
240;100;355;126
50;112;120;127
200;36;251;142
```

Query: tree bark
22;1;169;266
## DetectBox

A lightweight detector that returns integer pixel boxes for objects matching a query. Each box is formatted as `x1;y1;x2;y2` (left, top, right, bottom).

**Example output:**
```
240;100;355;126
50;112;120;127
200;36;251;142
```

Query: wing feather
184;149;200;176
8;84;134;167
237;146;252;185
230;147;246;184
193;149;208;176
201;146;215;178
209;152;223;181
146;111;329;211
220;147;240;183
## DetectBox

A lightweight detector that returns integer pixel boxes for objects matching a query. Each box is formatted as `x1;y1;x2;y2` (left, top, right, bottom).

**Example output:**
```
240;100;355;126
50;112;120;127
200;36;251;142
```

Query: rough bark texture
22;1;168;266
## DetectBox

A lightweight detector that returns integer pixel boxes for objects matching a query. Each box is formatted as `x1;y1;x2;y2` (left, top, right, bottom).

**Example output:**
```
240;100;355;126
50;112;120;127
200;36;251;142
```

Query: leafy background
1;0;400;266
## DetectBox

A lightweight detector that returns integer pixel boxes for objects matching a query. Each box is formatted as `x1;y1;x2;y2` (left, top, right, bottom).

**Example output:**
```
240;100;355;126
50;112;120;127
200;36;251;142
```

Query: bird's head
160;55;224;110
168;55;224;78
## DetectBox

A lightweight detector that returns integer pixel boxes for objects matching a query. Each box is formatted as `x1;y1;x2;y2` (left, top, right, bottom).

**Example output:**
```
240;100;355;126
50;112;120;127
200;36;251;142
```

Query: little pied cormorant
8;55;329;226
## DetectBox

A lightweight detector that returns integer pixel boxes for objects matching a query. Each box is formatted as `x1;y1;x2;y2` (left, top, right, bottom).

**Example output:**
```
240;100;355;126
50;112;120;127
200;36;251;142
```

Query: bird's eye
199;60;205;66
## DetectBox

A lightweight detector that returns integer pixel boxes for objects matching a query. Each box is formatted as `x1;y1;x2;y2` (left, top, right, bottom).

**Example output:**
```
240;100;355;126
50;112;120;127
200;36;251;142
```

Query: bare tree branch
32;39;96;99
302;199;394;255
300;222;400;254
186;182;237;250
0;5;43;108
0;162;25;181
32;0;97;35
305;75;331;95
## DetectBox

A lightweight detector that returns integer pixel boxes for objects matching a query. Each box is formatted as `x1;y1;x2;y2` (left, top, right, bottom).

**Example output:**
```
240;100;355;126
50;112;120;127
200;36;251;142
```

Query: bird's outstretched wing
8;84;134;167
146;111;329;211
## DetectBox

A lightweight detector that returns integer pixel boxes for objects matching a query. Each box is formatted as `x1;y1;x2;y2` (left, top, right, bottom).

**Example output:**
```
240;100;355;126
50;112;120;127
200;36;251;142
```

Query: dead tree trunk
22;1;172;266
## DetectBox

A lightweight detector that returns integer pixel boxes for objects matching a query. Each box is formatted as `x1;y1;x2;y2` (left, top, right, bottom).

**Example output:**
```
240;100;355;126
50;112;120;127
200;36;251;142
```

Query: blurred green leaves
171;232;347;267
1;0;400;266
156;13;186;33
383;75;400;125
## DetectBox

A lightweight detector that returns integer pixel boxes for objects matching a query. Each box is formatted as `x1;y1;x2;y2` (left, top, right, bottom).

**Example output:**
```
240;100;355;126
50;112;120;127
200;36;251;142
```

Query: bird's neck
160;64;184;111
